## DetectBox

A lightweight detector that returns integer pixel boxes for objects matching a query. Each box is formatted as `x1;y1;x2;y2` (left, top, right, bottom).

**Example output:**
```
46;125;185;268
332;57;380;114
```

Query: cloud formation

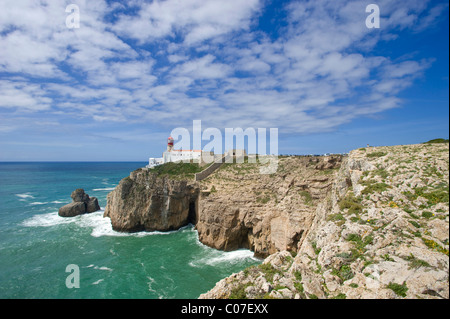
0;0;447;138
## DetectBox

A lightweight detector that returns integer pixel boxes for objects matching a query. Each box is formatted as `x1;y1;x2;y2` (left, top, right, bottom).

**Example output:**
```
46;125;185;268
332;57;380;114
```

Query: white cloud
112;0;261;45
0;0;445;139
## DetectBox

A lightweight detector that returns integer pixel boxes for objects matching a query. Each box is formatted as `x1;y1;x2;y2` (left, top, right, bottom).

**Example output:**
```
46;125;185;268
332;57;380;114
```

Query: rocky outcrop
58;188;100;217
103;168;200;232
196;156;343;257
200;143;449;299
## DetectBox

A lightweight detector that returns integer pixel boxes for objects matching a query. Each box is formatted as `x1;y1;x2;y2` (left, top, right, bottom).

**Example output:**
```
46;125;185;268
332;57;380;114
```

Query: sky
0;0;448;161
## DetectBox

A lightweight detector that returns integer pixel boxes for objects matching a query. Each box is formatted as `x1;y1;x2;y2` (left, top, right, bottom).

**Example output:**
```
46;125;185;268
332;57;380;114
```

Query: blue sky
0;0;448;161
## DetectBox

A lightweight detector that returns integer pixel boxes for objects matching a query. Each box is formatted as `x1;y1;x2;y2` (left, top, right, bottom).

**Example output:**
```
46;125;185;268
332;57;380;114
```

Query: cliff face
104;168;200;232
103;155;343;258
102;143;449;299
196;156;343;257
200;143;449;299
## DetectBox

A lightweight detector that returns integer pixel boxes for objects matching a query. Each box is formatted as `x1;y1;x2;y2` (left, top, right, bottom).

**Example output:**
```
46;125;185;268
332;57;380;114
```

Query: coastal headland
104;141;449;299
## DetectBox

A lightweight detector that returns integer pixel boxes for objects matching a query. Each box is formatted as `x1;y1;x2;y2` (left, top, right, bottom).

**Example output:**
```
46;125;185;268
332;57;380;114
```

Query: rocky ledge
200;143;449;299
58;188;100;217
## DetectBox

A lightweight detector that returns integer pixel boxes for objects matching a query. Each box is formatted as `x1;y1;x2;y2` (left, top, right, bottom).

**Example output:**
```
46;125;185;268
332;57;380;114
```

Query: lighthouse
167;136;174;152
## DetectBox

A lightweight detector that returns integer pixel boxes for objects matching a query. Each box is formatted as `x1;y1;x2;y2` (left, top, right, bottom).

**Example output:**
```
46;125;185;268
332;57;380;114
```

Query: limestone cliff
104;155;342;257
196;155;343;257
104;168;199;232
200;143;449;299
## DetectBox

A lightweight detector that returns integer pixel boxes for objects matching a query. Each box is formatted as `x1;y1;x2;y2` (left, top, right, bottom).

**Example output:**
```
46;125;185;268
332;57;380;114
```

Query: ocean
0;162;260;299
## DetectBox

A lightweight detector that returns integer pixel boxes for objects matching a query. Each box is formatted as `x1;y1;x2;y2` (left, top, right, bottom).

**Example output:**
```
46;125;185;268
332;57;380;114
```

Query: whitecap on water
16;193;34;199
92;187;115;191
23;210;198;239
92;279;104;285
189;249;259;268
21;212;74;227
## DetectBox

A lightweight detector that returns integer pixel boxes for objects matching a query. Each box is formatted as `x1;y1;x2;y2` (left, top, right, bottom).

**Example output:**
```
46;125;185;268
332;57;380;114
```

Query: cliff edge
200;143;449;299
104;167;200;232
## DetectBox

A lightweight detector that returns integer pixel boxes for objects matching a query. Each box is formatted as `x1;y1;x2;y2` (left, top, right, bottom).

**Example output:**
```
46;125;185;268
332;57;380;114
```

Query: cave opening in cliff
188;198;197;225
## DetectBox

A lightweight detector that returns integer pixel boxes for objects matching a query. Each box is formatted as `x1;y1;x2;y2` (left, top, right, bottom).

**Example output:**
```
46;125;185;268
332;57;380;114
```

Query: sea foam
16;193;34;199
189;249;259;268
22;210;185;239
21;212;73;227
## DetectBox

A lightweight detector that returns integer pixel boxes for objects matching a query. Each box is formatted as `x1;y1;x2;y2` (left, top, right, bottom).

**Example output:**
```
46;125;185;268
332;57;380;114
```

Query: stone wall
195;154;234;181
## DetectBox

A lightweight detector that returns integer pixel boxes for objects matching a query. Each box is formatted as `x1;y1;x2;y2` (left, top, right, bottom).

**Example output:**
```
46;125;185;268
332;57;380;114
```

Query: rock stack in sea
58;188;100;217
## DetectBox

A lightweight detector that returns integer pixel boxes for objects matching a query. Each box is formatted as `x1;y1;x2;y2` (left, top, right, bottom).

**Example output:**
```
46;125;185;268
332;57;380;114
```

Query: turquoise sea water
0;162;260;299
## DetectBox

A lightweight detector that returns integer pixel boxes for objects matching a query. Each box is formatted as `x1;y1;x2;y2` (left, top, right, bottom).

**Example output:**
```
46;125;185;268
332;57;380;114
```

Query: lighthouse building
147;136;203;168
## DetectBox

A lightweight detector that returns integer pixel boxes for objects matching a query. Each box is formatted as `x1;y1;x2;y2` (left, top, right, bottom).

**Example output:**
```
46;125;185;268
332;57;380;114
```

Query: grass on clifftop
423;138;449;144
151;162;204;179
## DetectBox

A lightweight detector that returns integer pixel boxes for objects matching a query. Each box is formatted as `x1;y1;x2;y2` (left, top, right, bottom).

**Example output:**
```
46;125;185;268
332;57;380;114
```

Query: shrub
406;186;449;206
421;211;433;219
409;220;421;228
423;138;449;144
339;193;363;215
405;254;431;269
367;151;387;158
361;182;391;195
258;263;282;284
422;238;449;256
331;265;354;282
299;191;313;206
387;282;408;297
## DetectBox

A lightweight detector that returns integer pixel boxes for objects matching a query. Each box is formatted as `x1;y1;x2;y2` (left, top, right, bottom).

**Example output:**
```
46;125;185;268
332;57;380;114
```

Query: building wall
163;151;202;163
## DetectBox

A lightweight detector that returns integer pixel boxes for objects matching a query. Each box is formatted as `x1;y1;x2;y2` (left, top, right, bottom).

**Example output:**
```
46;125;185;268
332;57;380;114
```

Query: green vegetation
403;184;449;206
151;162;204;179
311;241;321;255
346;233;374;250
366;151;387;158
409;220;421;228
405;254;431;269
257;263;282;284
423;138;449;144
361;182;392;195
331;293;347;299
331;264;354;282
229;282;252;299
256;194;272;204
327;213;345;223
299;190;313;206
421;211;433;219
339;193;363;215
387;282;408;297
422;238;449;256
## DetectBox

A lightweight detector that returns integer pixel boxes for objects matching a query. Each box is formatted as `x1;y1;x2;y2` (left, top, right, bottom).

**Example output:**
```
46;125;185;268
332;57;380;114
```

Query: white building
147;136;203;168
146;136;247;168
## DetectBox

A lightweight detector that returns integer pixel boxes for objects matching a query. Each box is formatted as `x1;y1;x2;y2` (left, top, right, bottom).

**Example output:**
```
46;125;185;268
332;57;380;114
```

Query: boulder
86;197;100;213
58;188;100;217
71;188;90;202
58;202;86;217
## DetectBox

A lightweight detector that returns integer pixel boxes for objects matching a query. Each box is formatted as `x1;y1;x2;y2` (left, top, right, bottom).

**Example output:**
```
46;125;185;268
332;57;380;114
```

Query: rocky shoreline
103;142;449;299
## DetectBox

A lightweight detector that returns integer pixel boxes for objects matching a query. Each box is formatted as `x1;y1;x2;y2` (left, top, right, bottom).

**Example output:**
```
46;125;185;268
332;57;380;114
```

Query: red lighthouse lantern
167;136;174;151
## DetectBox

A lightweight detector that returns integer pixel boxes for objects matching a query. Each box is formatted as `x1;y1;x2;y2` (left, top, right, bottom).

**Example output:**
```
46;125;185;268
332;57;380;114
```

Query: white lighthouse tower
167;136;174;152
